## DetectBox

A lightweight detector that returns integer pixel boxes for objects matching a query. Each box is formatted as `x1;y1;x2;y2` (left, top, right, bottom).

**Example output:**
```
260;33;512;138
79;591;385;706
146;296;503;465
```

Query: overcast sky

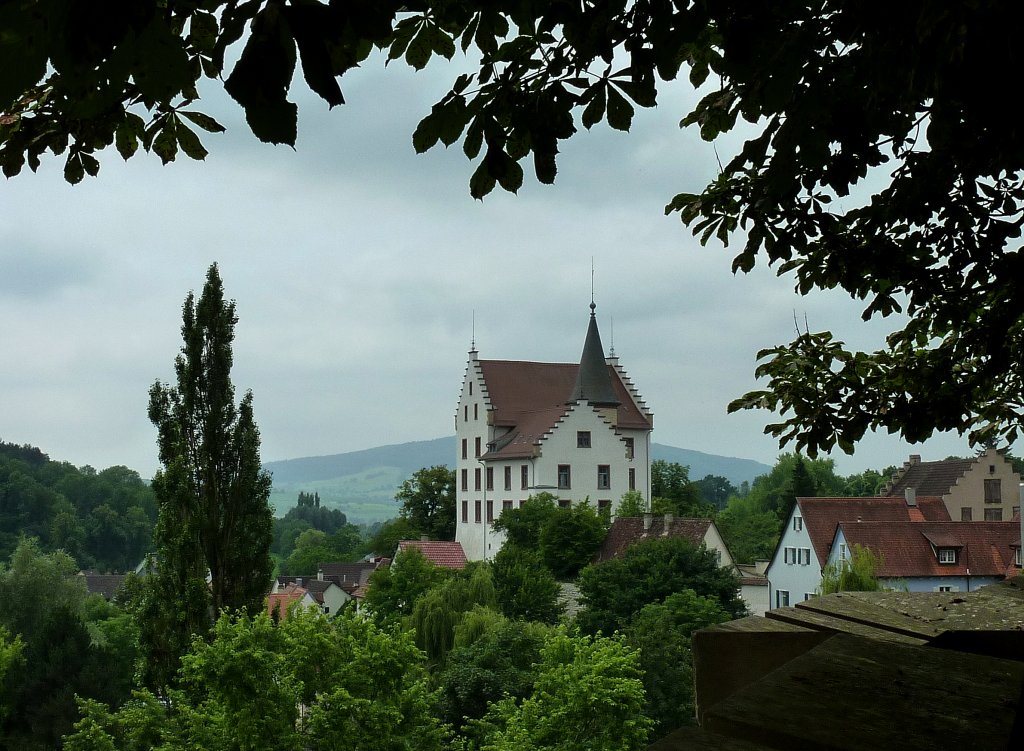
1;51;974;480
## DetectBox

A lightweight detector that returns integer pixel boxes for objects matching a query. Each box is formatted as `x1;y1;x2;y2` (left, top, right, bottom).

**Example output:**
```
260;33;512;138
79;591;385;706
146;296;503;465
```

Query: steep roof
569;305;620;407
318;560;384;591
888;457;975;497
798;496;951;566
477;360;650;459
398;539;467;569
267;585;313;619
80;573;127;600
593;516;713;563
836;521;1021;579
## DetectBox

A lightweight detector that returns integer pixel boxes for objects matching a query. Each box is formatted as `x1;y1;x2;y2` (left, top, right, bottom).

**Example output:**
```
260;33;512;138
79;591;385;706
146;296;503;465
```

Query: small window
1015;547;1021;566
799;548;811;565
464;405;468;421
461;469;468;491
961;507;973;521
323;606;330;614
558;464;571;489
462;438;468;460
502;500;513;512
474;468;481;491
474;403;478;420
597;465;611;490
984;478;1002;503
469;382;473;396
776;590;790;608
486;500;493;523
985;508;1003;521
938;548;957;564
784;547;795;564
521;465;529;490
474;500;481;523
793;516;803;532
504;466;512;491
461;501;468;523
486;466;493;491
839;543;848;561
804;593;814;601
624;437;634;459
936;585;959;593
598;499;611;514
558;498;571;509
628;467;636;490
577;431;591;448
475;437;481;458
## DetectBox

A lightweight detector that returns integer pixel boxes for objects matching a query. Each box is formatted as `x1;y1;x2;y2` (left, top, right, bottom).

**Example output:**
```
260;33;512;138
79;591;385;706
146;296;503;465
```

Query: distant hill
263;437;771;522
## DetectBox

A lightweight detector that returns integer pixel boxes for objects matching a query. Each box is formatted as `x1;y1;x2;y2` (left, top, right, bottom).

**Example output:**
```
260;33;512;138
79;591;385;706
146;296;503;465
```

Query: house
396;539;467;570
79;572;127;600
274;576;349;616
594;512;769;615
826;520;1022;593
267;583;318;620
455;303;654;561
880;448;1021;522
767;494;950;608
317;558;389;604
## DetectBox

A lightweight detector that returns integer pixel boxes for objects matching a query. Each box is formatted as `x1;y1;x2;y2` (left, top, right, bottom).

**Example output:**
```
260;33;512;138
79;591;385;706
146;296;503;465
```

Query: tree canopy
396;465;456;541
3;3;1019;454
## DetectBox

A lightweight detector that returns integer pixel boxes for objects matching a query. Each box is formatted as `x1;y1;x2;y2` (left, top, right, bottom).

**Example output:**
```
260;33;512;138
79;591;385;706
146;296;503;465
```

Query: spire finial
471;310;476;352
609;316;615;357
591;257;595;308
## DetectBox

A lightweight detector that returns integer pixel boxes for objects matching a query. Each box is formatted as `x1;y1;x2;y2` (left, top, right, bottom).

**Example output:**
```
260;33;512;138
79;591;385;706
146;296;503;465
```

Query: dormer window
938;548;957;564
793;516;803;532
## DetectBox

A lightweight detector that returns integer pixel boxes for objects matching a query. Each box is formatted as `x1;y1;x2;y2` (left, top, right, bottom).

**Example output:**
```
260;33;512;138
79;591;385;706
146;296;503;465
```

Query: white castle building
455;303;654;561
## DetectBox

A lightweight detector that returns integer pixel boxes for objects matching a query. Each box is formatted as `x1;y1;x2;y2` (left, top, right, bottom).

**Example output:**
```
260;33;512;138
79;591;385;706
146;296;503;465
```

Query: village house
826;520;1022;593
273;576;349;616
266;583;318;620
766;494;950;607
455;303;654;561
395;539;467;570
880;448;1021;522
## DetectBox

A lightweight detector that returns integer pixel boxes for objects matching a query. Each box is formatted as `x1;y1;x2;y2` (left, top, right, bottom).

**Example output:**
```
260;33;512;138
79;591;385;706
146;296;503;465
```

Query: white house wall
766;504;823;607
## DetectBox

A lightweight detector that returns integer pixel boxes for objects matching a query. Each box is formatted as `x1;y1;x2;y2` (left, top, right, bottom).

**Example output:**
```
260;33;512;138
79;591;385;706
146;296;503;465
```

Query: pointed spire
569;302;620;406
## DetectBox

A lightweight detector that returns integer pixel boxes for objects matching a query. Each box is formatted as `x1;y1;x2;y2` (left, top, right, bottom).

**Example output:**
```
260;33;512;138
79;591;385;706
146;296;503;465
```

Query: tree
778;455;817;523
576;536;744;636
819;544;885;595
715;494;780;565
396;465;456;541
408;564;496;665
615;490;646;517
491;545;563;624
478;628;652;751
491;492;558;549
363;546;448;624
143;263;273;687
3;4;1021;455
365;516;419;559
694;475;737;511
537;501;607;580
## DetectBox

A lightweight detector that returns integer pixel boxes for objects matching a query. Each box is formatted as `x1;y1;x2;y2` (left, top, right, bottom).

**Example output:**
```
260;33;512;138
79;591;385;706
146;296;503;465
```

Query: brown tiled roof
798;496;950;567
593;516;712;563
477;360;651;459
889;457;974;497
836;521;1021;578
275;577;337;603
398;539;467;569
81;574;127;600
318;560;382;588
267;585;311;619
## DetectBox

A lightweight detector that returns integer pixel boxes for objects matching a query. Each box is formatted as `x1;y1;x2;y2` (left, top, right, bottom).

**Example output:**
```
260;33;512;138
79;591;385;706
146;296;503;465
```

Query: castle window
474;501;481;523
464;405;468;421
461;501;468;523
504;466;512;491
469;381;472;395
475;437;481;458
521;465;529;490
628;468;636;490
558;498;571;509
985;508;1003;521
474;468;481;491
984;478;1001;503
486;467;494;491
597;465;611;489
624;437;634;459
598;499;611;515
577;431;591;448
474;403;478;420
461;469;468;491
486;500;494;523
776;590;790;608
502;500;513;512
793;516;803;532
461;439;467;460
557;465;571;489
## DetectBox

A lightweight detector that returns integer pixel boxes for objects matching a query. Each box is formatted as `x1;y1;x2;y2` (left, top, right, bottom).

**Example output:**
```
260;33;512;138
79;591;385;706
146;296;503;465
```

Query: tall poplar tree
142;264;273;687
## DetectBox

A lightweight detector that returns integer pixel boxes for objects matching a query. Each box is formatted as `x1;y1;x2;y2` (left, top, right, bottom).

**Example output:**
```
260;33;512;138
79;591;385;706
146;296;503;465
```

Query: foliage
819;544;884;595
538;501;607;580
408;564;496;665
143;264;274;688
279;524;364;575
396;465;456;541
492;493;558;549
437;616;551;736
478;628;652;751
63;608;447;751
715;495;781;565
0;442;156;572
615;490;646;518
650;461;712;517
624;591;730;739
365;516;420;558
363;546;448;624
577;537;744;636
272;491;352;560
491;546;563;624
0;540;136;751
694;475;737;511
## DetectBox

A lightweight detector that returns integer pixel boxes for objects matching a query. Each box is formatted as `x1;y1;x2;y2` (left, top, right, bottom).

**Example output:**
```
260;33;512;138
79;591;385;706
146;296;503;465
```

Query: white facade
455;327;653;561
766;506;823;608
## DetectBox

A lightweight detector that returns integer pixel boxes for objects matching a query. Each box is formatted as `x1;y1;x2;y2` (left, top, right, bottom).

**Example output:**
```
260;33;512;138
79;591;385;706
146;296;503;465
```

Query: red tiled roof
267;585;311;619
398;540;467;569
889;457;974;497
836;521;1021;578
593;516;712;563
798;496;950;566
477;360;651;459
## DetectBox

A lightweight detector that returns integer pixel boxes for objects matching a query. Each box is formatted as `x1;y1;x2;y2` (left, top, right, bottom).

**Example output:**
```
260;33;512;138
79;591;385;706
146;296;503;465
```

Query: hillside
264;437;771;521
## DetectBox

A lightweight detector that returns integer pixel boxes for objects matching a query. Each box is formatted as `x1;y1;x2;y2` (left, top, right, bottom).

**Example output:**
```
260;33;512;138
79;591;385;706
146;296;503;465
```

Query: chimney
910;454;921;464
296;577;303;587
643;513;653;532
318;567;324;581
905;487;917;507
663;513;673;535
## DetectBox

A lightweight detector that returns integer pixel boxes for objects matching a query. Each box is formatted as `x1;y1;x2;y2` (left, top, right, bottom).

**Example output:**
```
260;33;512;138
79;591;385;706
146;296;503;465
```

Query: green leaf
288;5;345;107
189;12;219;55
606;86;634;131
115;122;139;160
153;126;178;164
175;121;208;161
582;84;606;130
64;154;85;185
469;160;496;199
534;150;557;185
180;111;226;134
412;113;441;154
80;153;100;177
